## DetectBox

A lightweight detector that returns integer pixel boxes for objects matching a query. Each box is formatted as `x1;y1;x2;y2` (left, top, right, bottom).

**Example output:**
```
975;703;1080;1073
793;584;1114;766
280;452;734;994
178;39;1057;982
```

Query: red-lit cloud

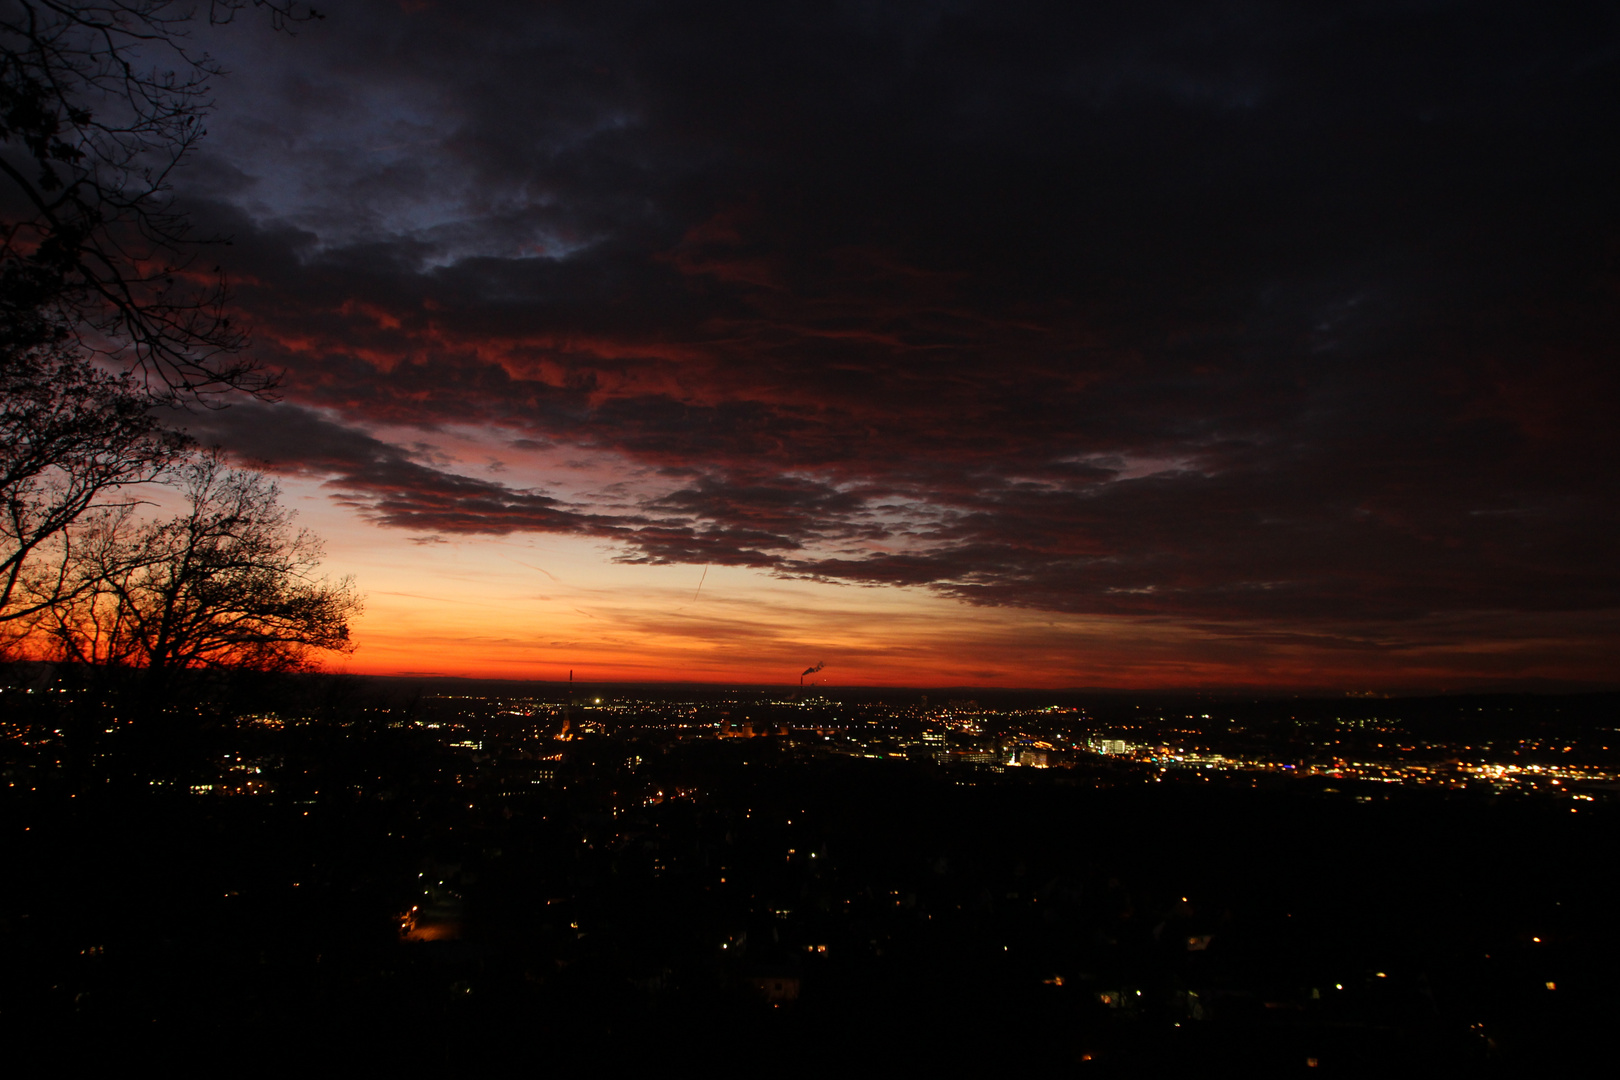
170;0;1620;688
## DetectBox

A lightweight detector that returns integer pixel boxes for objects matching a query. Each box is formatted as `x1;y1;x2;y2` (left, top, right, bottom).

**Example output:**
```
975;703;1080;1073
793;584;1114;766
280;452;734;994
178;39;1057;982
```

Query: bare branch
2;1;319;399
0;333;187;621
37;451;363;683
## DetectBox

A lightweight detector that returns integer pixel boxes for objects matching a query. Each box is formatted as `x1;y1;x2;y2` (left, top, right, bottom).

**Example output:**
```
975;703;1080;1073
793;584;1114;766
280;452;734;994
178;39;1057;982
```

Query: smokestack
799;661;825;686
562;670;574;739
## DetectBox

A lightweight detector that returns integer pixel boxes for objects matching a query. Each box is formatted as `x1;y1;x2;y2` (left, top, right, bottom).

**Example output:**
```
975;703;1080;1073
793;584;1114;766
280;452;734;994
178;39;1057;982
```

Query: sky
163;0;1619;691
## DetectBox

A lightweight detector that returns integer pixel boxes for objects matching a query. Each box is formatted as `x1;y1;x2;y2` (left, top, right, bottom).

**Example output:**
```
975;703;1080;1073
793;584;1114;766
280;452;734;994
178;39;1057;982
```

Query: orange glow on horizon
11;477;1614;695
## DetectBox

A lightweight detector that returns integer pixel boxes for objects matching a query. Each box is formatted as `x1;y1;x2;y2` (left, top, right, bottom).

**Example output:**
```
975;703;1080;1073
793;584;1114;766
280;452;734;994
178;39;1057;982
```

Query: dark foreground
3;717;1615;1073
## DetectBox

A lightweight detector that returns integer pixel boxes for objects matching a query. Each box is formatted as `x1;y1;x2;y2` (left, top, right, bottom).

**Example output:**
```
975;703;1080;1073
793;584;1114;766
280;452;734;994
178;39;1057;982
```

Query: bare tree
36;451;361;690
1;0;317;399
2;2;318;633
0;330;185;628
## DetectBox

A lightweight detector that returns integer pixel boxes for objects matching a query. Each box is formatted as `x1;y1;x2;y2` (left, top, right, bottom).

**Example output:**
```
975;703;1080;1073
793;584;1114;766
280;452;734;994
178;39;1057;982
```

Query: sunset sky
170;1;1619;691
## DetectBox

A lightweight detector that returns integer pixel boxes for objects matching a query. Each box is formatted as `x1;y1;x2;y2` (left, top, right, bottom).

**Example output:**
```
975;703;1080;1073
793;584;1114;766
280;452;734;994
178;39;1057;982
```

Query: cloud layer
176;1;1620;671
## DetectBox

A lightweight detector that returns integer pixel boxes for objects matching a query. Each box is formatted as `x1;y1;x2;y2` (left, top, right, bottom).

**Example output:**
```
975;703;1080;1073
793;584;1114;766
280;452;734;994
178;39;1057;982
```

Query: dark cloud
181;402;626;537
176;1;1620;657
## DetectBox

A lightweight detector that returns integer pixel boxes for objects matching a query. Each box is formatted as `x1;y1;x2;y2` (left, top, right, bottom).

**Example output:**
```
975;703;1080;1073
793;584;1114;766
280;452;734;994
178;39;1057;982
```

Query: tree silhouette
0;336;187;632
36;451;360;695
2;0;317;399
2;2;318;638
